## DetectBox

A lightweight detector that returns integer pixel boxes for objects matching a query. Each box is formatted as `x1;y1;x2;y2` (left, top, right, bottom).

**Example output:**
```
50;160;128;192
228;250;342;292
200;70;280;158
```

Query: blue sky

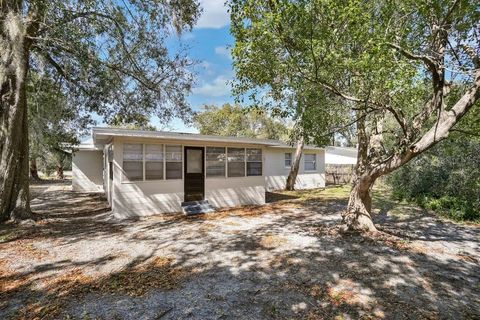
93;1;234;136
164;4;235;133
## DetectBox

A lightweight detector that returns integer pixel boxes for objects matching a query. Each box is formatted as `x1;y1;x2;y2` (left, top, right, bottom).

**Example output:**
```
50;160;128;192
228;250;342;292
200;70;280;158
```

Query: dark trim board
184;146;205;202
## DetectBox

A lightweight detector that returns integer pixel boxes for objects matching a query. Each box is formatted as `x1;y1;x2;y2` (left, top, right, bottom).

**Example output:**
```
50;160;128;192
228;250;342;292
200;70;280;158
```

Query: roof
325;146;358;165
91;127;323;150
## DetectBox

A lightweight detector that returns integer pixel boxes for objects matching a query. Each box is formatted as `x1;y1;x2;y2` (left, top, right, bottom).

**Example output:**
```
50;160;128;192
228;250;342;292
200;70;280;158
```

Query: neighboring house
325;146;358;185
325;146;358;165
73;127;325;218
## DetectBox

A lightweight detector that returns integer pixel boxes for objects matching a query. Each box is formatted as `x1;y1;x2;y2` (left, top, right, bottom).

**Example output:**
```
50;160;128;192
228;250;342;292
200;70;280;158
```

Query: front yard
0;182;479;319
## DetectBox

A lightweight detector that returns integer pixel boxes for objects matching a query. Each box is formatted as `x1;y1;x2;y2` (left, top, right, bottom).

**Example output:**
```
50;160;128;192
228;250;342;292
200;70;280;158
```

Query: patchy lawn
0;182;479;319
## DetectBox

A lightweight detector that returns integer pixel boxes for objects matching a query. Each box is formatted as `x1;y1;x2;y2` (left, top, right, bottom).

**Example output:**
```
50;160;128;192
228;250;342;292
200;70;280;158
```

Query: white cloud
196;0;230;29
193;75;231;97
214;46;232;59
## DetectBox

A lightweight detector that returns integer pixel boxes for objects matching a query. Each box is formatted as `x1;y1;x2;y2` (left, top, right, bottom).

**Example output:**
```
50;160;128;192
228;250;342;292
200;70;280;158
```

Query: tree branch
386;42;438;74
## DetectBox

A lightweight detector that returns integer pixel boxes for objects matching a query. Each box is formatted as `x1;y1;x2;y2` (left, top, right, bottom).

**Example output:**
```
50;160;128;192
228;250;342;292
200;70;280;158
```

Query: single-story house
73;127;325;218
324;146;358;185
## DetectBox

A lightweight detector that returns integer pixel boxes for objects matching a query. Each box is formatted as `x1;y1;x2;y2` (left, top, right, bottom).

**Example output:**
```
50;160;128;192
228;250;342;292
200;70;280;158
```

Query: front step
181;200;215;215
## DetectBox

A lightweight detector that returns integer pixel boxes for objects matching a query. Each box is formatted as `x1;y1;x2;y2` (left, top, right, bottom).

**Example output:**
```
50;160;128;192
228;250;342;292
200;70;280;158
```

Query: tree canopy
193;104;288;140
229;0;480;231
0;0;201;221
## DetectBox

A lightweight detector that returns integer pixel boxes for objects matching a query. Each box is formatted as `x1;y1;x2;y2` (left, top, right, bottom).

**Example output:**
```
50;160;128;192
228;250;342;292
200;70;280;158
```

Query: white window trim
165;144;183;180
226;147;246;178
246;148;263;177
206;146;227;179
285;152;292;168
122;143;264;182
122;142;183;183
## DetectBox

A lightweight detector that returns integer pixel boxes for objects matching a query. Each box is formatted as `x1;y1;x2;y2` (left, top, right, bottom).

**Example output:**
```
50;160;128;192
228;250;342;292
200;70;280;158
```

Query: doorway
184;146;205;202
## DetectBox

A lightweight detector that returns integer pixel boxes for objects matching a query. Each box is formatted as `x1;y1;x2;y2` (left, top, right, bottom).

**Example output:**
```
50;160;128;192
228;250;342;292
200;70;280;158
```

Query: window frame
145;143;164;180
165;144;183;180
121;142;184;182
227;147;246;178
284;152;292;168
206;146;226;178
304;153;317;171
246;148;263;176
122;143;144;181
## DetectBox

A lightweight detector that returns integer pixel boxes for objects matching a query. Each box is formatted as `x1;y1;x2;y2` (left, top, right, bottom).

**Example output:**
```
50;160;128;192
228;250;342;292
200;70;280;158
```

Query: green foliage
193;104;288;140
229;0;480;162
25;0;201;125
28;72;92;174
388;135;480;222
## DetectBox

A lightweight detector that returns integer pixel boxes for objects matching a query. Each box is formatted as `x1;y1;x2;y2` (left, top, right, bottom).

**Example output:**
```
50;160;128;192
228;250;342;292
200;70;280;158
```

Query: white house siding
111;137;266;218
72;150;104;192
265;148;326;191
205;176;265;208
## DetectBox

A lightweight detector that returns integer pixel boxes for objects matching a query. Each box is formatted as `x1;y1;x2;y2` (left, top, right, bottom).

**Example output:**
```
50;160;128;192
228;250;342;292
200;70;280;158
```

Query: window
285;153;292;168
145;144;163;180
123;144;143;181
206;147;226;177
304;154;316;171
227;147;245;177
166;145;182;179
109;162;113;180
247;148;262;176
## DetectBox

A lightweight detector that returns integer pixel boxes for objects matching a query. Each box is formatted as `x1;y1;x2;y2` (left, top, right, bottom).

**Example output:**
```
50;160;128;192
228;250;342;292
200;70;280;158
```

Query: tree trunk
0;10;33;222
341;111;378;232
30;158;40;180
285;136;304;191
342;174;377;232
56;163;64;180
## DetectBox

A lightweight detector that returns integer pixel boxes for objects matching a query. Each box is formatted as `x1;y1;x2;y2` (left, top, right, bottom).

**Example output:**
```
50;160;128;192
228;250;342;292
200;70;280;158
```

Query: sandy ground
0;182;479;319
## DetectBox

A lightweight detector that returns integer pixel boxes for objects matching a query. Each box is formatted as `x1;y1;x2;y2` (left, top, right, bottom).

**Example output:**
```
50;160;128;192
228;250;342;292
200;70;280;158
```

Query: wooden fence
326;164;355;185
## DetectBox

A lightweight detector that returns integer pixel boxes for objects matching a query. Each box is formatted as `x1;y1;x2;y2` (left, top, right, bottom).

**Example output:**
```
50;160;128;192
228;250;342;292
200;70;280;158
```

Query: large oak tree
229;0;480;231
0;0;201;221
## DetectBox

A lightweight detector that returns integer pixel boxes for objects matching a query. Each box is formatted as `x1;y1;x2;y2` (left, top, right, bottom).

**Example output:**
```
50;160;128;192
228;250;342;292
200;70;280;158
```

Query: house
73;127;325;218
325;146;358;165
324;146;357;185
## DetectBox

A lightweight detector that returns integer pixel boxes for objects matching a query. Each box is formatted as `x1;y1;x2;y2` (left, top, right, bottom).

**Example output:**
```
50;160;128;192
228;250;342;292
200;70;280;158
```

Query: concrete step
182;200;215;215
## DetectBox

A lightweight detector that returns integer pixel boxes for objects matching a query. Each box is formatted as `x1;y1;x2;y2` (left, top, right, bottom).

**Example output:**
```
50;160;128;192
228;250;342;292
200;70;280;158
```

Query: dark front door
184;146;205;202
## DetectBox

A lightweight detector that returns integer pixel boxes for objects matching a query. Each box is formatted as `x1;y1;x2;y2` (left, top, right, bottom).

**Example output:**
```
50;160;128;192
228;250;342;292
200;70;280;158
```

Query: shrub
387;137;480;222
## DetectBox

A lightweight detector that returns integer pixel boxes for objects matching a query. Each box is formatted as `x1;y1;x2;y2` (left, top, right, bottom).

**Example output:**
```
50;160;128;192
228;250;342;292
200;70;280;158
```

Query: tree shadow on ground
266;191;300;203
0;185;479;319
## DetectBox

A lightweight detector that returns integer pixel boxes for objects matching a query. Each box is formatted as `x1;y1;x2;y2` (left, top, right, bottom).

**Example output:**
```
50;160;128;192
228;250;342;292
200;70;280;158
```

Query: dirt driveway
0;182;479;319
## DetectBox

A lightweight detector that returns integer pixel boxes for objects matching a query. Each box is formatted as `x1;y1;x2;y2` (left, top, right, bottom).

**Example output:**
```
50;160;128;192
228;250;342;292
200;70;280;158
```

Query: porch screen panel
123;143;143;181
166;145;182;179
304;154;316;171
247;148;262;176
145;144;163;180
227;147;245;177
206;147;226;177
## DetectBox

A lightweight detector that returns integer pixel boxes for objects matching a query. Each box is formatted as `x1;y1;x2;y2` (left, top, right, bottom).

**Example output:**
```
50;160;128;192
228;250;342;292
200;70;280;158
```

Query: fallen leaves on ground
260;234;288;248
12;256;187;320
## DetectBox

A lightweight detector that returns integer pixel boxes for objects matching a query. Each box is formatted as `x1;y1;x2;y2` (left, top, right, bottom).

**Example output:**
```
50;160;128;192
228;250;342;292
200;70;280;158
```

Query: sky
92;0;234;136
164;0;234;133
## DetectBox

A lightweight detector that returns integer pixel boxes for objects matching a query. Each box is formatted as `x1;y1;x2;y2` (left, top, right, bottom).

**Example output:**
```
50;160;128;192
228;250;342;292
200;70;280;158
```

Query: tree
193;104;288;140
28;72;93;180
229;0;480;231
388;106;480;221
0;0;201;222
283;89;337;190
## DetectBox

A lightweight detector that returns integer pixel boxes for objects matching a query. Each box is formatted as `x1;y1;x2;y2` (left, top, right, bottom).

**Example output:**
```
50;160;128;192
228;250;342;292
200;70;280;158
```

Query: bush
387;137;480;222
